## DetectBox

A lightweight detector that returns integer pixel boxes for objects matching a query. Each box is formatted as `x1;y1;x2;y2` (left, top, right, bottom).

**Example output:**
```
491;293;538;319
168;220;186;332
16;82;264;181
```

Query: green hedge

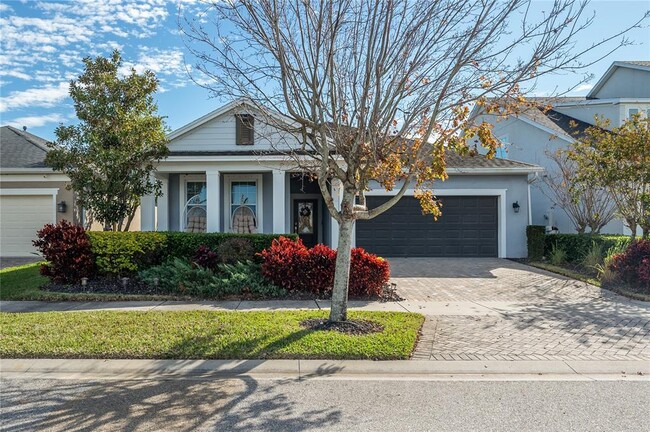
526;225;546;261
87;231;298;275
543;234;631;263
164;232;298;259
88;232;168;275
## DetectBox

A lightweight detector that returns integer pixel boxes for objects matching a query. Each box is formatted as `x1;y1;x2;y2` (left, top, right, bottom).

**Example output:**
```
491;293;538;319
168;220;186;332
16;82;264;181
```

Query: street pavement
1;376;648;432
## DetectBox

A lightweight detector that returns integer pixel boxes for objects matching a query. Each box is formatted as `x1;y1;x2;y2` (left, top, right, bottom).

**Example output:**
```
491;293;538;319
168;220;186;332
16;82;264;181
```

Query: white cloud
0;70;31;80
5;113;67;128
0;82;69;112
572;83;594;93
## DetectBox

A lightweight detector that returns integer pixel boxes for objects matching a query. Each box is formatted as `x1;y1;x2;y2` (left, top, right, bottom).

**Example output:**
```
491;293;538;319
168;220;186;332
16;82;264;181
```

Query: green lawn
0;310;424;360
0;263;185;301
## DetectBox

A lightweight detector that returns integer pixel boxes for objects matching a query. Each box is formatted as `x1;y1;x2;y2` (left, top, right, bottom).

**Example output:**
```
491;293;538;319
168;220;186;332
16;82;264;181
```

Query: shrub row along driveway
390;258;650;361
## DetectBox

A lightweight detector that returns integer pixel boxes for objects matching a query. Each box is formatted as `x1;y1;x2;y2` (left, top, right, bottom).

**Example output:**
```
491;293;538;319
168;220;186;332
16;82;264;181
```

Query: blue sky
0;0;649;141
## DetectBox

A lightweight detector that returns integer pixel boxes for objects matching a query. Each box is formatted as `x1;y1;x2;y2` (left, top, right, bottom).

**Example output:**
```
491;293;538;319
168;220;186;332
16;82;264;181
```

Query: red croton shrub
609;240;650;290
192;245;219;271
259;236;389;297
32;220;94;283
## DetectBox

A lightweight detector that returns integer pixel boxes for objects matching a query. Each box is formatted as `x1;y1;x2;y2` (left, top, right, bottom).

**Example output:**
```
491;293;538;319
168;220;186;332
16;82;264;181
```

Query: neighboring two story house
138;100;542;259
470;61;650;235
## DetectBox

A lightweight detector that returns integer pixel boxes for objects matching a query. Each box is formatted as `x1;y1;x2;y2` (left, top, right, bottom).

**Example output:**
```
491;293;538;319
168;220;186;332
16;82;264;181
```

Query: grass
0;263;187;301
528;261;650;302
0;310;424;360
527;261;601;287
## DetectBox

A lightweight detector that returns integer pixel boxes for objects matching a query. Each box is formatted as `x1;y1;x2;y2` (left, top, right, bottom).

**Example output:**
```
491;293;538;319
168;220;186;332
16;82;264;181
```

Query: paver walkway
390;258;650;361
2;258;649;362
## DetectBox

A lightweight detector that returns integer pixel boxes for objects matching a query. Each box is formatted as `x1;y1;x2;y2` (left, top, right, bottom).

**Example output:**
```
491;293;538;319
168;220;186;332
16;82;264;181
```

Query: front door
293;199;318;247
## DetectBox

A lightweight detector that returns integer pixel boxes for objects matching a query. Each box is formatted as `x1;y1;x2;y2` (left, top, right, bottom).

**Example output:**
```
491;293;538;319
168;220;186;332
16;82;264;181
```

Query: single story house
141;100;543;258
0;126;76;256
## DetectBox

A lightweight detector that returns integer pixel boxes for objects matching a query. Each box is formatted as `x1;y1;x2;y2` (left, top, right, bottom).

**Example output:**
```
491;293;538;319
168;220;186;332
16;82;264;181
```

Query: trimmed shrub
608;240;650;289
165;232;298;260
526;225;546;261
33;220;94;284
216;237;255;264
215;261;286;298
193;245;219;271
544;234;630;263
88;231;167;276
259;237;310;291
348;248;390;297
259;237;390;297
302;243;337;295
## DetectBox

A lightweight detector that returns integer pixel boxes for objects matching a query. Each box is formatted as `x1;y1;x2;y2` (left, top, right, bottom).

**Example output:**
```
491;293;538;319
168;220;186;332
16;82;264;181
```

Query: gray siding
592;67;650;99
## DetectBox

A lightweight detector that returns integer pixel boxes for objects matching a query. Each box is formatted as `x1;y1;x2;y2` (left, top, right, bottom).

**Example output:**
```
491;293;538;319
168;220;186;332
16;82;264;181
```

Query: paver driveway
389;258;650;361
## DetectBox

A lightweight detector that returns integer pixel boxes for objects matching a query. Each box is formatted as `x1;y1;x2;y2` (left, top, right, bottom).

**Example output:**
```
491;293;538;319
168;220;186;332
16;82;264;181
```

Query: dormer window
236;114;254;145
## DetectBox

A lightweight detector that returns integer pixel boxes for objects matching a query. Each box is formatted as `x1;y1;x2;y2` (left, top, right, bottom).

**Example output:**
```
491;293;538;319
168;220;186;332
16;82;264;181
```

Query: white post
206;170;220;232
330;178;342;249
156;175;169;231
140;193;156;231
272;170;286;233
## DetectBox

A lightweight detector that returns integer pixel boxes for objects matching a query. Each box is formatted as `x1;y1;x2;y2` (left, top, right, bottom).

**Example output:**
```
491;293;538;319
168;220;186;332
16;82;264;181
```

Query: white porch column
140;193;156;231
156;175;169;231
330;178;343;249
272;170;286;233
206;170;220;232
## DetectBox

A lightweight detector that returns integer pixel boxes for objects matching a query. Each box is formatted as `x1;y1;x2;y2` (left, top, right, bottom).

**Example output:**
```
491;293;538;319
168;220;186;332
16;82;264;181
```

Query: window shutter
236;114;254;145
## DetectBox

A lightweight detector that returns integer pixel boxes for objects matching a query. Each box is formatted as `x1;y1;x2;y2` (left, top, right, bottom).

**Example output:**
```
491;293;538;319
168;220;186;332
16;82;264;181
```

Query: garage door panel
356;196;498;257
1;194;54;256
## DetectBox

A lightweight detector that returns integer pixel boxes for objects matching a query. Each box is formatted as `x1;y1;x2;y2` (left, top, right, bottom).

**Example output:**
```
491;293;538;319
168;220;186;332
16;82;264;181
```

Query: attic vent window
236;114;254;145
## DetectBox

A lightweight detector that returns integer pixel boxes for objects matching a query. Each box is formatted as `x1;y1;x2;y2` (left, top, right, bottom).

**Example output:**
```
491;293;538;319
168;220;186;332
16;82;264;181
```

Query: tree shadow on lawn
1;372;343;432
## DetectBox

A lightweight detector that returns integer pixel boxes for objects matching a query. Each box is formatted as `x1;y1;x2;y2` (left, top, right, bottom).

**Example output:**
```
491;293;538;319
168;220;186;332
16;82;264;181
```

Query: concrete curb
2;359;648;381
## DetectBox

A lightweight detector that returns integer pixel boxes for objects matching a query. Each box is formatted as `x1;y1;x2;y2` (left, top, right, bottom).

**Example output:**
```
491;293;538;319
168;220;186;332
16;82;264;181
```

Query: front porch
141;168;339;248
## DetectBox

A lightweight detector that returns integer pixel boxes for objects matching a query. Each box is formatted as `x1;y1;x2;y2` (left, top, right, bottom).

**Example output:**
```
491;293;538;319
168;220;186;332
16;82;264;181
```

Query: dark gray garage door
356;196;498;257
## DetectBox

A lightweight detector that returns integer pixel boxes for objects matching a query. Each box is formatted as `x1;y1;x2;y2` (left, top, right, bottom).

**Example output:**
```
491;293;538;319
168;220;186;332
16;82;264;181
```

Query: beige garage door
1;193;55;256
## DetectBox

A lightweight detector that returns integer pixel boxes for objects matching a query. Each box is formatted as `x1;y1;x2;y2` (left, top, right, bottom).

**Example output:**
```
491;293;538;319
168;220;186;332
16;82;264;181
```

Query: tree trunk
330;217;355;322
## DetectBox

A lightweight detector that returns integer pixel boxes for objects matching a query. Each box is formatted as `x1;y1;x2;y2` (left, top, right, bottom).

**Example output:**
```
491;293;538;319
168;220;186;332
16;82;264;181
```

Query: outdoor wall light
512;201;520;213
57;201;67;213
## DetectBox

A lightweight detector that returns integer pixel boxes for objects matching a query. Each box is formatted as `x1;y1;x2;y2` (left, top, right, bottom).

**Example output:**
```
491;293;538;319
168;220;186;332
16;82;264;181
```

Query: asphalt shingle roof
0;126;50;168
619;60;650;67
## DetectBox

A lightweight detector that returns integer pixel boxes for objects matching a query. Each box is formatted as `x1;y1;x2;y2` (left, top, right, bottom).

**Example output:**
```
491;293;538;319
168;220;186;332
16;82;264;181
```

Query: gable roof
587;61;650;99
517;107;592;140
0;126;51;168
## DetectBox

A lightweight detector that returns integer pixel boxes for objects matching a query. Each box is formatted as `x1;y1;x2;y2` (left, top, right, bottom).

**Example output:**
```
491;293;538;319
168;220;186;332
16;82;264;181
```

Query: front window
230;181;258;233
183;180;207;232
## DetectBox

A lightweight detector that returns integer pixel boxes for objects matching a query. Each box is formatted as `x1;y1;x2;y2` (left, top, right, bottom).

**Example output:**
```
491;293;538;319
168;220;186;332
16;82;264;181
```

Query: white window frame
223;173;263;233
179;174;207;231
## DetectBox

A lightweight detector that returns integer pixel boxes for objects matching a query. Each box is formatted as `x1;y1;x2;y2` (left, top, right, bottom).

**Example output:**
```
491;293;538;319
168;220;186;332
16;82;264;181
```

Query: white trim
553;97;650;107
206;171;220;232
272;170;286;233
527;183;533;226
0;188;59;196
362;188;508;258
515;114;575;143
0;173;69;182
223;173;263;233
0;168;58;174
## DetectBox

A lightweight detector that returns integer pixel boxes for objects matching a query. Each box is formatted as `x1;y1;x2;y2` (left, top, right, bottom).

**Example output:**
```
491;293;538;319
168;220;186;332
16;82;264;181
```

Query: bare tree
541;149;616;234
181;0;645;321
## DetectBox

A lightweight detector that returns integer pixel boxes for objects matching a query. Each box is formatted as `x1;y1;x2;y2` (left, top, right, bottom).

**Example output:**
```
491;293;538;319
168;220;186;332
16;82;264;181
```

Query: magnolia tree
46;51;169;231
569;114;650;238
182;0;643;321
542;149;616;234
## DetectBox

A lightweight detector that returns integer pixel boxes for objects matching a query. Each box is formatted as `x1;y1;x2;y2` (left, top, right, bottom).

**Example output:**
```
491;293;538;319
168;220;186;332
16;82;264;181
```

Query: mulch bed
300;318;384;335
43;278;167;296
42;279;404;302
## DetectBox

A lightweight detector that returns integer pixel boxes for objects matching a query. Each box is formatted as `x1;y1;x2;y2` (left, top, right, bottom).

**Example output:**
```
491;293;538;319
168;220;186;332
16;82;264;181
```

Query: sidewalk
2;358;649;381
0;299;519;315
